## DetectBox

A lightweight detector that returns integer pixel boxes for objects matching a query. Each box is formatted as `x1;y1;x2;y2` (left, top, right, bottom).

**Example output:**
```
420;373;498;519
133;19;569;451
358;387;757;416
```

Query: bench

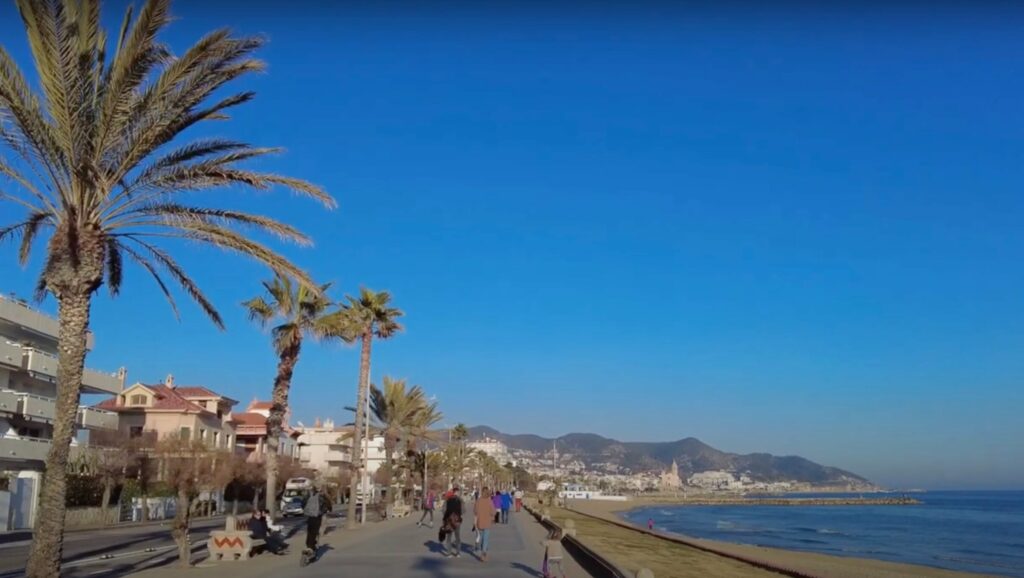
207;530;265;561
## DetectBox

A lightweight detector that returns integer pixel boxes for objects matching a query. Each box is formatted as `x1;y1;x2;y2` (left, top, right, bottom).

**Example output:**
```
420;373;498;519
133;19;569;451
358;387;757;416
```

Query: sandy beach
556;498;1000;578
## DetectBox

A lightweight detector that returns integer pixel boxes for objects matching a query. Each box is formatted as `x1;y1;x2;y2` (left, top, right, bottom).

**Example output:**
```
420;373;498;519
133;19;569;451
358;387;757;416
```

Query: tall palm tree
244;275;343;518
0;2;333;575
368;376;442;507
451;423;469;486
341;288;403;528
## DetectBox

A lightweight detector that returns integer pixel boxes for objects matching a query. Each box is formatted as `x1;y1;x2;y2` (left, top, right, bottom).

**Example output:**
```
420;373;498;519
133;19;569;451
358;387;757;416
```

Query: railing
0;435;51;461
0;294;61;339
77;406;118;430
0;389;18;414
17;392;55;421
0;340;23;369
21;347;123;394
525;503;629;578
22;347;58;378
81;367;122;394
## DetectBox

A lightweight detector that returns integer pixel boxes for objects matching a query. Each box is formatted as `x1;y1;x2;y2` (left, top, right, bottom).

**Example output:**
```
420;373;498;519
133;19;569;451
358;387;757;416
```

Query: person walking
474;485;497;562
500;490;512;524
417;489;436;528
304;486;329;553
442;486;464;557
514;488;524;512
491;490;502;524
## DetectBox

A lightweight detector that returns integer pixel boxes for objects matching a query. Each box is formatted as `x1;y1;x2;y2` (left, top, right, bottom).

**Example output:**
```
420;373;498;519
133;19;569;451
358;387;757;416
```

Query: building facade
659;459;683;490
467;436;514;466
94;375;237;452
233;399;298;461
293;418;386;479
0;294;126;530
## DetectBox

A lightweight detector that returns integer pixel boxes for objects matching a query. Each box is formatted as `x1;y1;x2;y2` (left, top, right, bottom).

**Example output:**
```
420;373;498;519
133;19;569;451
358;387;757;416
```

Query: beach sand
552;498;999;578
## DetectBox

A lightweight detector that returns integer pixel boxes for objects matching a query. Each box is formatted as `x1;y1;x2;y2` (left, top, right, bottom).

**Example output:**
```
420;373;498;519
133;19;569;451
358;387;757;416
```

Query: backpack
304;492;323;517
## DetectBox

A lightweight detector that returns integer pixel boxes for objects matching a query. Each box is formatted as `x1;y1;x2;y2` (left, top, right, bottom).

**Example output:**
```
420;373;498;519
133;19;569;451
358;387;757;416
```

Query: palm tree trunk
172;487;191;567
265;342;301;520
25;288;93;578
346;330;372;529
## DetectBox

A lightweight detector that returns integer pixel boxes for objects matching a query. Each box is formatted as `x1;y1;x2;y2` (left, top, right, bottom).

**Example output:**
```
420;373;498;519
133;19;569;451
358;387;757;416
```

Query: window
212;431;220;447
180;427;191;440
198;429;206;442
129;394;147;406
129;426;144;438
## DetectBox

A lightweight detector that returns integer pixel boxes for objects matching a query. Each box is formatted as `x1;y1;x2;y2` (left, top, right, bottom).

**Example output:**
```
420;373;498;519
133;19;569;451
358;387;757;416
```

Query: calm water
623;491;1024;577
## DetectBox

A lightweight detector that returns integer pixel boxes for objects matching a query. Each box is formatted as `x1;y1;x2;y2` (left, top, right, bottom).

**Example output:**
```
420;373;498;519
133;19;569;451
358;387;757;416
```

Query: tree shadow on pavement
510;562;545;577
62;543;207;578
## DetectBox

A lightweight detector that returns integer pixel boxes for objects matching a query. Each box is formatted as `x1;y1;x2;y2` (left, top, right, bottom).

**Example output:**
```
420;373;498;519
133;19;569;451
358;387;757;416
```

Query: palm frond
17;211;49;265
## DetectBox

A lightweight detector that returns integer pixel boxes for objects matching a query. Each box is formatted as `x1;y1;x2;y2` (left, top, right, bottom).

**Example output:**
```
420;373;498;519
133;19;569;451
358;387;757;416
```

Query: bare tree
158;436;224;567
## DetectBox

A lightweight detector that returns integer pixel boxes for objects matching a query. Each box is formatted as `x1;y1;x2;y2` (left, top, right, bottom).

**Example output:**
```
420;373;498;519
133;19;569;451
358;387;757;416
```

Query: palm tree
451;423;469;486
244;275;343;518
341;288;403;528
0;2;333;575
368;376;442;508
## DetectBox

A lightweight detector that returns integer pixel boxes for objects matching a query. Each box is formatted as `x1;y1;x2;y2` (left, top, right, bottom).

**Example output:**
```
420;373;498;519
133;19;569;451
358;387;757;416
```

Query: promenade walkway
138;508;586;578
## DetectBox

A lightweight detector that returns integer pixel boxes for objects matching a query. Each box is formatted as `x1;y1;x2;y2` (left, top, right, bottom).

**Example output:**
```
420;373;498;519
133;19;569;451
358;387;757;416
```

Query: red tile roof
248;401;273;410
93;384;227;413
175;386;233;401
232;412;268;426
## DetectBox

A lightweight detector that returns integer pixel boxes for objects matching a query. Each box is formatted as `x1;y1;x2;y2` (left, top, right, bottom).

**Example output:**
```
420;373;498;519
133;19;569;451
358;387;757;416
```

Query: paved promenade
139;509;585;578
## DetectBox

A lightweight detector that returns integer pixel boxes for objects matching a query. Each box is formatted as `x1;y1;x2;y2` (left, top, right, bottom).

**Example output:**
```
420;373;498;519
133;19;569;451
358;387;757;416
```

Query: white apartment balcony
22;348;123;395
0;436;51;462
77;407;118;430
81;367;122;394
0;340;22;369
325;449;350;462
0;294;94;349
17;393;55;422
0;389;17;415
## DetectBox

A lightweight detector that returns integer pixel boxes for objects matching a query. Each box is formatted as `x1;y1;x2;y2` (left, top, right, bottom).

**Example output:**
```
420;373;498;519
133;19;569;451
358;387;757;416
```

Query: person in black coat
442;486;464;557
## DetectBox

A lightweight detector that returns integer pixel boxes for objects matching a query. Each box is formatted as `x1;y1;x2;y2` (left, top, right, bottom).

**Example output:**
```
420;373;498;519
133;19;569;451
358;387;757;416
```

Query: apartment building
0;294;126;530
233;399;298;462
94;375;237;451
293;418;386;479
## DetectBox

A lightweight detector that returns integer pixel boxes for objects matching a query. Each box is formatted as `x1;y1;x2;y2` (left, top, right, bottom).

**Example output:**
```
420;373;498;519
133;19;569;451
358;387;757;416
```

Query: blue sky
1;1;1022;489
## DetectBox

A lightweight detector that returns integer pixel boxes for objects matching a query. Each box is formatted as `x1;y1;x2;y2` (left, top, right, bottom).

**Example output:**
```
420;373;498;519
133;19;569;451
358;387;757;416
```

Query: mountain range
468;426;870;487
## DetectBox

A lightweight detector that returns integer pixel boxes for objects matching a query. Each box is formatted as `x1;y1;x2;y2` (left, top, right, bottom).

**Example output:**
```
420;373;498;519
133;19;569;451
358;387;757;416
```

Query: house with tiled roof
233;398;298;461
94;374;238;451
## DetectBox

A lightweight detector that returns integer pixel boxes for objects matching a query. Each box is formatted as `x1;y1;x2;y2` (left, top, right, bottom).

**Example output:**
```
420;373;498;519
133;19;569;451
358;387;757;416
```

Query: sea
622;491;1024;577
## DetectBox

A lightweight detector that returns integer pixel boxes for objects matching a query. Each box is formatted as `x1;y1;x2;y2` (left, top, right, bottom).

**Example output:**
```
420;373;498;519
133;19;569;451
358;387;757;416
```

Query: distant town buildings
467;436;514;466
659;459;683;490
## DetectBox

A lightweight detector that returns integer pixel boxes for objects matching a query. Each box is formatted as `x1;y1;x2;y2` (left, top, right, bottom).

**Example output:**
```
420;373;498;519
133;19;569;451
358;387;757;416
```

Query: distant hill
468;426;869;486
